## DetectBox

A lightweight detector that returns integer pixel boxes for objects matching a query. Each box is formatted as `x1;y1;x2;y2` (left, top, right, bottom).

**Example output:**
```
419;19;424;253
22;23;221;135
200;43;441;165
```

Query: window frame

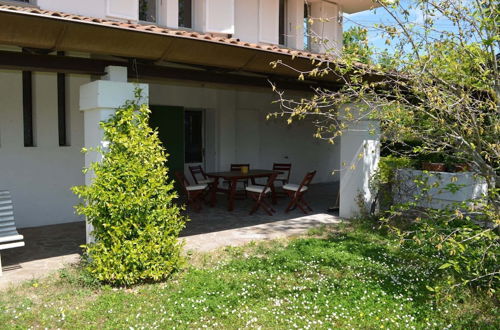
303;2;312;51
184;109;205;165
22;70;34;147
178;0;193;29
0;0;37;6
138;0;159;24
278;0;287;46
57;52;69;147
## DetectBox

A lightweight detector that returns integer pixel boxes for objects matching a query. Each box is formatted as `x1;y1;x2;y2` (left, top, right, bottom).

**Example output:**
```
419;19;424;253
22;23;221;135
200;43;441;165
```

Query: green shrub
370;156;413;213
378;155;414;184
72;90;187;286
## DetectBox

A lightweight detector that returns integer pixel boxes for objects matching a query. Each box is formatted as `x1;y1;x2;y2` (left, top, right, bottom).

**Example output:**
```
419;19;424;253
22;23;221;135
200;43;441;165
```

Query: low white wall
394;169;488;209
0;70;88;228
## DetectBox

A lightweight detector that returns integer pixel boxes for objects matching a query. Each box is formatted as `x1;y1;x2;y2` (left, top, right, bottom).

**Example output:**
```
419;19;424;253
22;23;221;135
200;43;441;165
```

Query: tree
343;26;373;64
73;90;187;286
271;0;499;292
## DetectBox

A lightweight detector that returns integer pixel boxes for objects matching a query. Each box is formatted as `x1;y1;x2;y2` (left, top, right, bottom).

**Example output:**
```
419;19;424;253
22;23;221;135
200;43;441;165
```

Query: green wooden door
149;105;185;174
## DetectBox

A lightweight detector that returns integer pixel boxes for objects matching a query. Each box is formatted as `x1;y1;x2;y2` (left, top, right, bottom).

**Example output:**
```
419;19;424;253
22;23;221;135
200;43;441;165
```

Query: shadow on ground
182;182;339;236
2;182;339;267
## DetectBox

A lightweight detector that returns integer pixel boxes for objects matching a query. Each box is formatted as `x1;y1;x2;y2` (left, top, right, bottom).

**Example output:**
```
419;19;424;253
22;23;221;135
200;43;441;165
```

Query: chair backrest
174;171;190;194
189;165;207;184
0;190;23;243
230;164;250;172
273;163;292;181
297;170;316;192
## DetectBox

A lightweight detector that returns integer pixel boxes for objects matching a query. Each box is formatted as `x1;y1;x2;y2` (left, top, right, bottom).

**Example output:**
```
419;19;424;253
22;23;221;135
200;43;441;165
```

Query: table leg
228;178;237;211
210;177;219;207
270;177;278;205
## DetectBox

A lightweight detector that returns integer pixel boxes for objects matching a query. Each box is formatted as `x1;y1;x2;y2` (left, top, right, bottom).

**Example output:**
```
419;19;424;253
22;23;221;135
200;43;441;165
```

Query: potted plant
453;163;470;172
419;152;447;172
444;153;471;172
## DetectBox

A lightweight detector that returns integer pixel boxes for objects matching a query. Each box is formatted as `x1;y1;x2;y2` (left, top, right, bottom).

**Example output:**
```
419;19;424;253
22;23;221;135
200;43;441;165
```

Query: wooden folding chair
253;163;291;189
188;165;214;185
273;163;292;196
228;163;250;198
273;163;292;185
245;173;278;215
283;170;316;214
175;171;208;212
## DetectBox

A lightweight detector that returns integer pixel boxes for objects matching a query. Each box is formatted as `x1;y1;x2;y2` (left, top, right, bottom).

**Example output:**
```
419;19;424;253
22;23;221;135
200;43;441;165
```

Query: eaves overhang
331;0;380;14
0;4;384;87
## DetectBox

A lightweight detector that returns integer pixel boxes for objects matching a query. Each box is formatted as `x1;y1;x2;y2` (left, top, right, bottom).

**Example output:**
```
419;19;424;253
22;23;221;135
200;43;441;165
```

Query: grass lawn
0;222;497;329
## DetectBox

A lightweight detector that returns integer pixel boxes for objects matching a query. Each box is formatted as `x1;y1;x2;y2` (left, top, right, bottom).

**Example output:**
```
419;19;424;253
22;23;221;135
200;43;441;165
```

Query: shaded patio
0;182;340;289
183;182;339;236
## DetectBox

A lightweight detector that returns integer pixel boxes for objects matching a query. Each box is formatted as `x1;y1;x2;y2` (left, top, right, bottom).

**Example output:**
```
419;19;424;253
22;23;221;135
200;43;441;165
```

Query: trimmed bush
73;90;187;286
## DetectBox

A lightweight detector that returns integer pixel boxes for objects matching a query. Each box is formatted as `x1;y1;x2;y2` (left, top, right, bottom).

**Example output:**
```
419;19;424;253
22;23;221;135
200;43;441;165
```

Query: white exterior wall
37;0;139;21
32;0;346;52
37;0;106;19
1;71;339;228
234;0;341;51
234;0;281;46
0;70;88;228
38;0;179;27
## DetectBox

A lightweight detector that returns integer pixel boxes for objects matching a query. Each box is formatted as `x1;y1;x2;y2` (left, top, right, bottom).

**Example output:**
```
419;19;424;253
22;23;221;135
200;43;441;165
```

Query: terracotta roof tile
0;3;332;62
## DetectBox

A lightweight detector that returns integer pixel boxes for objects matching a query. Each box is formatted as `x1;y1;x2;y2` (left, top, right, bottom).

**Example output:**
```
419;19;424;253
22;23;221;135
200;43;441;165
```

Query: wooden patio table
206;169;281;211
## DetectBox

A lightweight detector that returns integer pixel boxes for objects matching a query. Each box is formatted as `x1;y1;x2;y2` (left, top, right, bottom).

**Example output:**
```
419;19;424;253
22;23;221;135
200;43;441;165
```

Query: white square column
79;66;148;243
339;107;380;219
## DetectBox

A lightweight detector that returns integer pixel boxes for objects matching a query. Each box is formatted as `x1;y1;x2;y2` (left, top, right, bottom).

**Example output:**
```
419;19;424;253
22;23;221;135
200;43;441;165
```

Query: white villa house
0;0;380;242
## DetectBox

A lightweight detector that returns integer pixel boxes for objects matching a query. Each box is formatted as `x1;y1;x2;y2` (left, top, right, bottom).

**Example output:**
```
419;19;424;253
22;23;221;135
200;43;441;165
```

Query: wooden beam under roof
0;51;343;91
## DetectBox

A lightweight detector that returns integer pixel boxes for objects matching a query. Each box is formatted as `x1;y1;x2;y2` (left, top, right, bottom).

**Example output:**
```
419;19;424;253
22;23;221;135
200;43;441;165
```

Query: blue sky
344;6;394;51
343;1;460;53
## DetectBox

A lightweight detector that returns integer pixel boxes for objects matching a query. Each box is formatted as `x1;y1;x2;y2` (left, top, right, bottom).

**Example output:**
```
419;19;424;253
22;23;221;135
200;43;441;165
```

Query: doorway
149;106;206;180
